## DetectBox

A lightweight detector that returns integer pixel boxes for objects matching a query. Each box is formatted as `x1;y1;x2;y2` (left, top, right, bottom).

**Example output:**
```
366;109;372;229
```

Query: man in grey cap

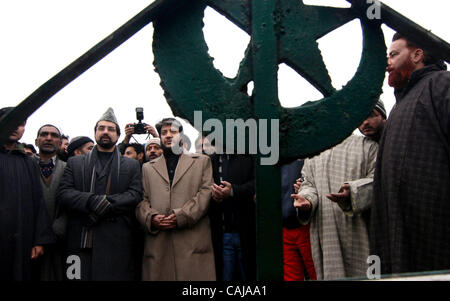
57;107;142;281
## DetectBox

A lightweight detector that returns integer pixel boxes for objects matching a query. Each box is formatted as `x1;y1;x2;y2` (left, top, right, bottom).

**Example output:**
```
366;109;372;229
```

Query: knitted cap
146;137;161;149
67;136;93;157
374;100;387;119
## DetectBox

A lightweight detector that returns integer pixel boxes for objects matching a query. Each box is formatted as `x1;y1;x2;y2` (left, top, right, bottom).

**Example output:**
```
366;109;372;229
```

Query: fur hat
96;107;120;135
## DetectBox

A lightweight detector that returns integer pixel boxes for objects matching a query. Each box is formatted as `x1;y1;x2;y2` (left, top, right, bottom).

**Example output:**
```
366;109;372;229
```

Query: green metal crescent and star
1;0;449;280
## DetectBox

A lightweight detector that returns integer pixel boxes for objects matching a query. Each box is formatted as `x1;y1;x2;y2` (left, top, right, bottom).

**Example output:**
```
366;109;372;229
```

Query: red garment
283;225;316;281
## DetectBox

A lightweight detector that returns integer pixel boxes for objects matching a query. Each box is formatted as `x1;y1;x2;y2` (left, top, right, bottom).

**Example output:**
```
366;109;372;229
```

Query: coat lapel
171;154;195;188
152;156;170;184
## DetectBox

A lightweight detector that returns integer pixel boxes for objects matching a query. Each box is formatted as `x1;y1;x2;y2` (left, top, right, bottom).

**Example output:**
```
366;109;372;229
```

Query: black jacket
209;154;256;280
0;147;54;280
57;146;142;280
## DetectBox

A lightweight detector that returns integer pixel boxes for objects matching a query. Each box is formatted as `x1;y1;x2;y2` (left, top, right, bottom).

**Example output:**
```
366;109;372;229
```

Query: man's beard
96;135;116;149
5;137;17;145
388;58;416;89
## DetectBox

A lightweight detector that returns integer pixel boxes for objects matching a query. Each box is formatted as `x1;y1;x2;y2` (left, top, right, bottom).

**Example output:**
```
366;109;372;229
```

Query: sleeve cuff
173;208;188;228
146;213;160;235
296;195;314;225
88;195;111;216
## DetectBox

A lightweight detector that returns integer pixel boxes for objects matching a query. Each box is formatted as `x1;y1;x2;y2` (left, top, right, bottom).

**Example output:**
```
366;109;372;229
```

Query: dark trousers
222;232;246;281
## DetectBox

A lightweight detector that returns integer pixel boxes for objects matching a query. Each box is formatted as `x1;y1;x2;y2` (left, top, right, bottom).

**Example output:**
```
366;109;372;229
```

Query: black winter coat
0;147;54;280
370;64;450;274
57;147;142;280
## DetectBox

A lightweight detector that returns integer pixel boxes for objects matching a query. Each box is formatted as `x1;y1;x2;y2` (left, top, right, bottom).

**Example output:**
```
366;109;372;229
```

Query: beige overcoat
136;153;216;281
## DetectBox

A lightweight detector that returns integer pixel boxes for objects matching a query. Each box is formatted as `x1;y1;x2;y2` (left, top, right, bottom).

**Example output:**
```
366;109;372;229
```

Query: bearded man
57;108;142;281
370;33;450;274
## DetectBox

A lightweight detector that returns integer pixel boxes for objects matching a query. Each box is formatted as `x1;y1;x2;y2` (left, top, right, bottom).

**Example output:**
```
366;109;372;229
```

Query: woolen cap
146;137;161;149
374;100;387;119
97;107;120;134
67;136;93;157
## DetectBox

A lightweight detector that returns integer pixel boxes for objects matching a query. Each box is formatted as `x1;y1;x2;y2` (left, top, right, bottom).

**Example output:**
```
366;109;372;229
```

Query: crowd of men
1;33;449;281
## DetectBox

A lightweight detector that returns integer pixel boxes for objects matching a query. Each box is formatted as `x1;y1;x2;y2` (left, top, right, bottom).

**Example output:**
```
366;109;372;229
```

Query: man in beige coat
136;118;216;281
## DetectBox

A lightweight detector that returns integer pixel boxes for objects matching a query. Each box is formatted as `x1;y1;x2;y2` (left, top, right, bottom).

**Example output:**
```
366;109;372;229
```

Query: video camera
132;107;148;135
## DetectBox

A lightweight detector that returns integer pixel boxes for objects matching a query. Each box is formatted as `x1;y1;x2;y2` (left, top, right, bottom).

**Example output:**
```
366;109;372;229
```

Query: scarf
80;146;121;249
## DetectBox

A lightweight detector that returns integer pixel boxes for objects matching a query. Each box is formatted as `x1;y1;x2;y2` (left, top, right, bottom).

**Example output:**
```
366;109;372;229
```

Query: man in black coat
57;108;142;281
371;33;450;274
209;153;256;281
0;107;54;281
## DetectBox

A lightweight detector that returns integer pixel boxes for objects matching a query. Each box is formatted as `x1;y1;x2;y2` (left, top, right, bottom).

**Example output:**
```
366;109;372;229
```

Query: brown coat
136;153;216;281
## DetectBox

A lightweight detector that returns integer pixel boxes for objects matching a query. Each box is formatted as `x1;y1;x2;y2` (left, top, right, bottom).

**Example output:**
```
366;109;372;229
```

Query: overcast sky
1;0;448;150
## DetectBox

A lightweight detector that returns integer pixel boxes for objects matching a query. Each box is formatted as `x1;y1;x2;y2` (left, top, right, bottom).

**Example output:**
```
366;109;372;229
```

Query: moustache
42;143;55;147
361;124;373;130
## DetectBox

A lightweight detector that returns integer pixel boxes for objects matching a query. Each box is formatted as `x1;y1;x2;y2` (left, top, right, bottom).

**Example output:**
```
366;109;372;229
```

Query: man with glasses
58;108;142;281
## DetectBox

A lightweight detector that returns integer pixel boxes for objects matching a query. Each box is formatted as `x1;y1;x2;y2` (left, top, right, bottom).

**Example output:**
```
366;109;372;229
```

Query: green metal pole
252;0;283;280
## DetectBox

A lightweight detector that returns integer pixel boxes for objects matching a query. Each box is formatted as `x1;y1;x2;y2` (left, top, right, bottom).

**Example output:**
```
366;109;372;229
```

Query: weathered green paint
152;0;387;280
153;0;253;128
152;0;387;160
280;19;386;160
251;0;283;280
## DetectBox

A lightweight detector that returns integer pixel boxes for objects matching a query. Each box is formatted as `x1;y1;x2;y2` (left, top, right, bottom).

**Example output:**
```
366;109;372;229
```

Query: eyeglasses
97;126;117;132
